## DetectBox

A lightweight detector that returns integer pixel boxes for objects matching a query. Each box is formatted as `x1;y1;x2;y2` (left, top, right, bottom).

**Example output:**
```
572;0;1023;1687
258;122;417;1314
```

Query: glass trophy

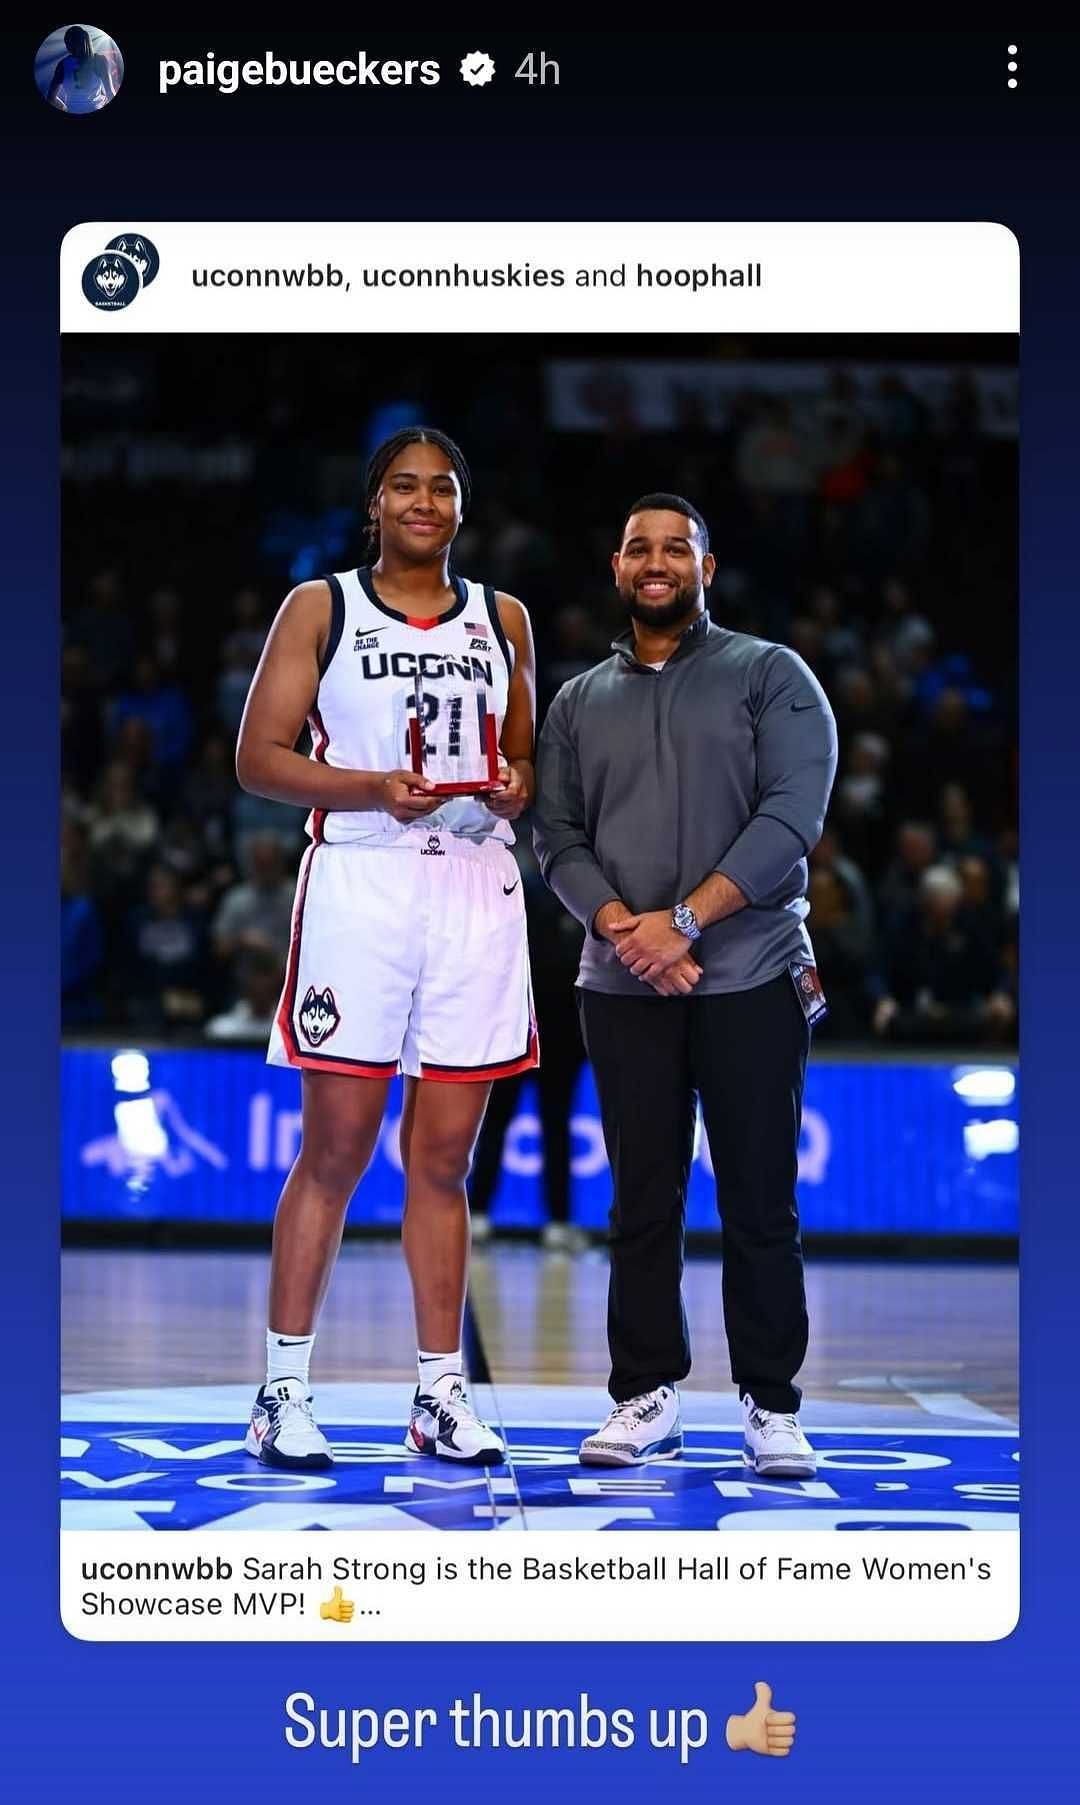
405;664;501;795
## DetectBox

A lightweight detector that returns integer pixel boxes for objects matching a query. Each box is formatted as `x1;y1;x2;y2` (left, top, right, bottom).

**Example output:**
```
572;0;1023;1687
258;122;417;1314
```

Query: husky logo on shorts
298;985;341;1047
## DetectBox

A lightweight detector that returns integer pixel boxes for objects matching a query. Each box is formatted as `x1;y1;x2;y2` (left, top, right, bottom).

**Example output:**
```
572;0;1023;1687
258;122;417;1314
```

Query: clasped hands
595;902;701;996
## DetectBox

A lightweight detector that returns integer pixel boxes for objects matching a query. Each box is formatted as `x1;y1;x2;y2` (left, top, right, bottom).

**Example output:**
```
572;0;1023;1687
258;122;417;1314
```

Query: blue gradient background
7;28;1076;1803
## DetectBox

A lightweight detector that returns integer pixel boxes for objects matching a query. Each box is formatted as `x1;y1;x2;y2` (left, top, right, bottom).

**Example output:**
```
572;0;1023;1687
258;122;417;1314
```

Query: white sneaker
742;1394;816;1477
541;1221;589;1254
404;1374;506;1465
245;1377;333;1470
578;1386;683;1466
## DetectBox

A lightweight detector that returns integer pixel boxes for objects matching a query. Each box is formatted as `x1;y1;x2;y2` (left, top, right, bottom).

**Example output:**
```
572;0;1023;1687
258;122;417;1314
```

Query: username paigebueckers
160;51;441;95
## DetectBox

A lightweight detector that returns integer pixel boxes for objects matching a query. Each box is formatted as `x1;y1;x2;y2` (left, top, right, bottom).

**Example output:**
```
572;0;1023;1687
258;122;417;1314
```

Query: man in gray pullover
533;493;837;1475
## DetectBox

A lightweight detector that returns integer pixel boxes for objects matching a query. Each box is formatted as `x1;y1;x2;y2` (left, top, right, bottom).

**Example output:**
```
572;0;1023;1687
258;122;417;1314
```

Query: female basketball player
236;429;537;1469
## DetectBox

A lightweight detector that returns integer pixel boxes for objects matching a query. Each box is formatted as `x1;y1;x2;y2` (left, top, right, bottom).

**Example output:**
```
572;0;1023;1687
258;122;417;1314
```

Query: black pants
578;973;810;1413
470;982;584;1223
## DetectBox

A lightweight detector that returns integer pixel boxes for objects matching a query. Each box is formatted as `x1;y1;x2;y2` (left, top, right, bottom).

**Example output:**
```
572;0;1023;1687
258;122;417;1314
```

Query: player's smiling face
372;442;462;561
613;509;715;629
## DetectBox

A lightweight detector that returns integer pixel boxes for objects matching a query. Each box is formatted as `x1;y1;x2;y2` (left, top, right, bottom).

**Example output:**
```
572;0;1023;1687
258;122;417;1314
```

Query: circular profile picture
106;233;159;286
34;24;124;114
81;249;140;311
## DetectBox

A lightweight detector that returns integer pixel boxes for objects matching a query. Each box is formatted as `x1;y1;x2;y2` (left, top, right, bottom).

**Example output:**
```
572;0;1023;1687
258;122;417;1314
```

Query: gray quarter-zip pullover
533;614;838;995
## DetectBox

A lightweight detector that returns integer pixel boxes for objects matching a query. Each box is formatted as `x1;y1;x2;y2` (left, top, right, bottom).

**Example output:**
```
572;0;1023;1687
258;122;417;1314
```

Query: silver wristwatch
671;903;701;942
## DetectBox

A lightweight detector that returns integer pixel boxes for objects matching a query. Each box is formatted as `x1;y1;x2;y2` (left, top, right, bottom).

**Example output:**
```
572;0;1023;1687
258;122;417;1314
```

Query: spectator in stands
158;811;232;918
809;826;876;963
66;566;133;690
231;787;304;867
816;401;871;509
221;587;268;673
873;372;930;452
897;692;1000;825
832;665;900;743
833;732;891;870
808;584;863;675
873;864;1015;1045
997;826;1019;924
877;576;932;661
853;451;930;576
216;588;269;733
957;854;1002;949
814;369;867;468
784;615;825;678
111;653;193;782
218;637;260;735
485;496;559;598
180;728;238;862
124;862;209;1029
61;819;103;1026
211;831;295;972
736;396;815;502
61;644;104;795
877;820;937;939
938;780;993;863
87;759;160;911
805;867;872;1040
147;585;187;681
111;715;158;798
867;639;912;726
542;604;609;712
205;947;284;1043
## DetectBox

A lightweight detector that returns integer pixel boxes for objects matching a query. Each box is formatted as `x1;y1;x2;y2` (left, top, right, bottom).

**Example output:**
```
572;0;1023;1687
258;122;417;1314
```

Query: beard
618;578;701;631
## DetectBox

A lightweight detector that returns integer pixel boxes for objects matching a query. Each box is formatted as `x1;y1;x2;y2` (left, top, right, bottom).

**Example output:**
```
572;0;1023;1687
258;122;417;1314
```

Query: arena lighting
110;1049;151;1094
114;1097;168;1163
963;1119;1020;1161
110;1049;165;1188
951;1067;1017;1106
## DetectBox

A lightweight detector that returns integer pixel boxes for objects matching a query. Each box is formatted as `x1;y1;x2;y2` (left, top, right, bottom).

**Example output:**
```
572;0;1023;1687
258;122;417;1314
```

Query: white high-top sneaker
404;1373;507;1465
742;1394;816;1477
245;1377;333;1470
578;1386;683;1466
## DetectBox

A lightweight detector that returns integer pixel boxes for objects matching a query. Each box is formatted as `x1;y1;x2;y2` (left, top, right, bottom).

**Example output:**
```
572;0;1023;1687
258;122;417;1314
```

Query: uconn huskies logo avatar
81;233;160;311
299;986;341;1047
106;233;160;286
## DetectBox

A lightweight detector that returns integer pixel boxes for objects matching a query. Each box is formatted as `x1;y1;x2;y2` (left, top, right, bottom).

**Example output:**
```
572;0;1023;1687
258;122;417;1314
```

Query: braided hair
363;426;472;558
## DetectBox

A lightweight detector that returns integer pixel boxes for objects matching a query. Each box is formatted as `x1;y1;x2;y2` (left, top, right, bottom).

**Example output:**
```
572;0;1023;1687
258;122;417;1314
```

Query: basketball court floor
62;1242;1018;1532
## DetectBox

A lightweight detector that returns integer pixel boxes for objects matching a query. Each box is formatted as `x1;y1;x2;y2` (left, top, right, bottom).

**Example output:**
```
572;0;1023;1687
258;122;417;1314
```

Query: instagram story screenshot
3;25;1079;1805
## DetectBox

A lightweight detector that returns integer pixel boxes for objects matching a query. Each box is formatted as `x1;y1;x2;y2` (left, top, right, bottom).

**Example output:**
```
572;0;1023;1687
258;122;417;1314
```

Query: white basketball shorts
267;832;538;1082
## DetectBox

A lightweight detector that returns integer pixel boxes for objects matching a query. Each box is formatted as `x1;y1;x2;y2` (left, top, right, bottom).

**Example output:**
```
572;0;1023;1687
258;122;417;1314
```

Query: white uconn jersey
307;567;514;847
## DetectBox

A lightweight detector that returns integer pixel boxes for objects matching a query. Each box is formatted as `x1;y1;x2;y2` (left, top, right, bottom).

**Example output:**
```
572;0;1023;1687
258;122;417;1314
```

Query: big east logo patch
298;985;341;1047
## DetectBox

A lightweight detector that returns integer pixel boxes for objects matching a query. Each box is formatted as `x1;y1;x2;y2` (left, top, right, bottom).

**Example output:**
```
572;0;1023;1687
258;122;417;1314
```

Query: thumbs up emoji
726;1681;796;1757
320;1585;355;1624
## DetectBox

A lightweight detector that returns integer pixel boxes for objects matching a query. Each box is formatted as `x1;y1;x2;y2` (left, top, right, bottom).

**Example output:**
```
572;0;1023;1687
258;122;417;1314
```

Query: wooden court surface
62;1242;1017;1421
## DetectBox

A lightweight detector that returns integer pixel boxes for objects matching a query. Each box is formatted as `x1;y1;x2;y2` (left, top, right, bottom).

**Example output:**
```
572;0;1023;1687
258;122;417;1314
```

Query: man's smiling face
613;509;715;630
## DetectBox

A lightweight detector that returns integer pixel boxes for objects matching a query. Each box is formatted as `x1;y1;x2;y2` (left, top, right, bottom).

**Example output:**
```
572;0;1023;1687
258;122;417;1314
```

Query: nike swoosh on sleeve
790;701;819;712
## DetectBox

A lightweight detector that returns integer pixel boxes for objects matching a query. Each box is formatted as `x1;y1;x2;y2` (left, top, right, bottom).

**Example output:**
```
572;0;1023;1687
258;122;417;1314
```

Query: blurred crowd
62;352;1016;1050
